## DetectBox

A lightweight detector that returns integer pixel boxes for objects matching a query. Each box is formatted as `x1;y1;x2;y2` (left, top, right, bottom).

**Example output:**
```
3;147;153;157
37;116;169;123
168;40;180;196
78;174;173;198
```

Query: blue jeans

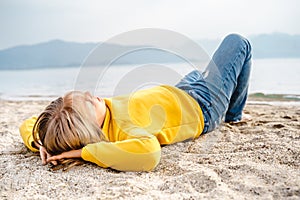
176;34;252;133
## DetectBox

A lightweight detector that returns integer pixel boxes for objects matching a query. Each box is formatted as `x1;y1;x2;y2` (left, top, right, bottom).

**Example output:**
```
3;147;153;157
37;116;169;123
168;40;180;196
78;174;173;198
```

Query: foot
241;113;252;122
227;113;252;125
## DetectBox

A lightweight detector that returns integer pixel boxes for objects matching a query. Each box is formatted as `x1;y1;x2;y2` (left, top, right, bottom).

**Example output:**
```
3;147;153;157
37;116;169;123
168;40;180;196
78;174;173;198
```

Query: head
33;91;106;169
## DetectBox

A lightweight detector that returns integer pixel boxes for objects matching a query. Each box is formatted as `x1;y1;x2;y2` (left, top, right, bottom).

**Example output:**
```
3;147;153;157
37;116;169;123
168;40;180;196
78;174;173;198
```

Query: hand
39;145;57;165
33;141;55;165
46;149;82;164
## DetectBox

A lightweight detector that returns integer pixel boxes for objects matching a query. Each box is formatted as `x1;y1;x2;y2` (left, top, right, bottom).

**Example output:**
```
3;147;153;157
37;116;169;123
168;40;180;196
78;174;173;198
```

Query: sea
0;58;299;102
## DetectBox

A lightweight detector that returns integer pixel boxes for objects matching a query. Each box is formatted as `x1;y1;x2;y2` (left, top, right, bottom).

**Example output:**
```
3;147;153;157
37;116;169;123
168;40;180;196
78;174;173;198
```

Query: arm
19;116;57;165
81;127;161;171
82;135;161;171
19;116;39;152
21;117;161;171
48;128;162;171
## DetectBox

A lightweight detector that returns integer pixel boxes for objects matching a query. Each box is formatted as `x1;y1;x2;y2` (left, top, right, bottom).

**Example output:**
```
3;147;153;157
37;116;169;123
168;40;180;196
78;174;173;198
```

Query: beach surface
0;100;299;199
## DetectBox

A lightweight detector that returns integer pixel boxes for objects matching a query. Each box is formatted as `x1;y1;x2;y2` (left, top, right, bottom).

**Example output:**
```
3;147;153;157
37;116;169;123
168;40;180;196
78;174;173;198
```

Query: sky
0;0;299;50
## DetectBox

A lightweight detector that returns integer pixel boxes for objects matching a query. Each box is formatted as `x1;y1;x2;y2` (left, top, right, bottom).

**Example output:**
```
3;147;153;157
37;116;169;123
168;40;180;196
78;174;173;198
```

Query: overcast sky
0;0;299;49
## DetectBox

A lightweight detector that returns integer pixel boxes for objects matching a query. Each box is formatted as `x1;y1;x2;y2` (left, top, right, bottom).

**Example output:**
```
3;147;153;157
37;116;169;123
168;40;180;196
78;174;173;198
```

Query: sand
0;100;299;200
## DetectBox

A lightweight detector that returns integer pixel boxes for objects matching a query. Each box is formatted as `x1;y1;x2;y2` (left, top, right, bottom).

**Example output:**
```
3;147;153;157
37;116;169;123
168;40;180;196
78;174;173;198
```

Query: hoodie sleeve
81;128;161;171
19;116;39;152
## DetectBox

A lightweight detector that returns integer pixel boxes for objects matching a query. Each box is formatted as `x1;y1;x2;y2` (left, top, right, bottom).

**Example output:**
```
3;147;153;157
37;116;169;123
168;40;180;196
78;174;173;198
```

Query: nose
84;91;92;98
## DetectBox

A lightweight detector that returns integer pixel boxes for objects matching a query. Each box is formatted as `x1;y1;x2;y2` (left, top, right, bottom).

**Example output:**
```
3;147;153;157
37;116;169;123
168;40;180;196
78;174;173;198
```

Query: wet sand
0;100;299;199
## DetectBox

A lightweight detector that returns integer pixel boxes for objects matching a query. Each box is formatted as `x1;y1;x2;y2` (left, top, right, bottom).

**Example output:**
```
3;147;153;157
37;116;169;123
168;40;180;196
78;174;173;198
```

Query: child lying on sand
20;34;252;171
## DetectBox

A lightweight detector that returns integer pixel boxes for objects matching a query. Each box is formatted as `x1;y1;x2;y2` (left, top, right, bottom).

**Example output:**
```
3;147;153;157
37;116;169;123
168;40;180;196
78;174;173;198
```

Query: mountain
0;40;185;69
249;33;300;58
0;33;299;70
199;33;300;58
0;40;96;69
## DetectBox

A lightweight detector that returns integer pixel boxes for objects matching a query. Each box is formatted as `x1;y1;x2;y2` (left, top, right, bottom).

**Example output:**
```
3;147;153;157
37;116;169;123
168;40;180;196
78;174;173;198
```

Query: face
84;92;107;127
92;95;107;127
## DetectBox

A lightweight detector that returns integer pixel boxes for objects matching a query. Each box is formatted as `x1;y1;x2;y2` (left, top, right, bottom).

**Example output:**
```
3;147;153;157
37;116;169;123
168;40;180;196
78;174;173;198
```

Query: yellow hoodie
19;85;204;171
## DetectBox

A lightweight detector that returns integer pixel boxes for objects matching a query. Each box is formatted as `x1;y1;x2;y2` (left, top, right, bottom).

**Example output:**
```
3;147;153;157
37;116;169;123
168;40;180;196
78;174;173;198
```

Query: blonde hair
33;91;106;171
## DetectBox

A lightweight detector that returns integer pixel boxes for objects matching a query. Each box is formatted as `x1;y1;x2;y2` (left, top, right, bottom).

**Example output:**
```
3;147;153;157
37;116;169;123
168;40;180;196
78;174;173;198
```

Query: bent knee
224;33;252;54
224;33;246;42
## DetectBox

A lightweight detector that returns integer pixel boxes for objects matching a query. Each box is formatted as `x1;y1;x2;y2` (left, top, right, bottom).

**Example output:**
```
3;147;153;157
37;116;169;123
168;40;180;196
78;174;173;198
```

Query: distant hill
0;40;185;70
0;33;299;70
198;33;300;58
249;33;300;58
0;40;96;69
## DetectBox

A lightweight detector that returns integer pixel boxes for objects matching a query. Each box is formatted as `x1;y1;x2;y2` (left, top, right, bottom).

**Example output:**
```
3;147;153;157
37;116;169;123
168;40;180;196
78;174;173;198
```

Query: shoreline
1;92;300;102
248;93;300;101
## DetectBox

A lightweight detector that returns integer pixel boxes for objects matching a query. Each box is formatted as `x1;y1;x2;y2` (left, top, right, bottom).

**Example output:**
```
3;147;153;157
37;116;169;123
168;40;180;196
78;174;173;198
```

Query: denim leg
176;34;252;133
224;55;252;122
203;34;252;130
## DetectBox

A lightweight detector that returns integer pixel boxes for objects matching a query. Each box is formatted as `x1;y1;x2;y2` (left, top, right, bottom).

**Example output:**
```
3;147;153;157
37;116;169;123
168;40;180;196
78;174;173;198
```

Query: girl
20;34;252;171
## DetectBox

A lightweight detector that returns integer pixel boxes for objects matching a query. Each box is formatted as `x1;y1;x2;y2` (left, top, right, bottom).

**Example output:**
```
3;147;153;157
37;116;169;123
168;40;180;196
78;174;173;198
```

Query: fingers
39;146;47;165
46;155;62;164
40;149;82;166
39;146;58;165
45;151;58;165
48;155;58;165
50;160;58;166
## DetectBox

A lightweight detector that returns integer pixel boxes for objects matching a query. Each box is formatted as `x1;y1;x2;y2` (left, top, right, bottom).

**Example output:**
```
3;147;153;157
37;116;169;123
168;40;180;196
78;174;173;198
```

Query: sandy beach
0;99;299;200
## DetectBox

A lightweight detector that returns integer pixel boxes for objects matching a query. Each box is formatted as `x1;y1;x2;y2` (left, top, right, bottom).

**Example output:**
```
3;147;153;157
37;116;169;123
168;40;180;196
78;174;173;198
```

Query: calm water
0;58;299;101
